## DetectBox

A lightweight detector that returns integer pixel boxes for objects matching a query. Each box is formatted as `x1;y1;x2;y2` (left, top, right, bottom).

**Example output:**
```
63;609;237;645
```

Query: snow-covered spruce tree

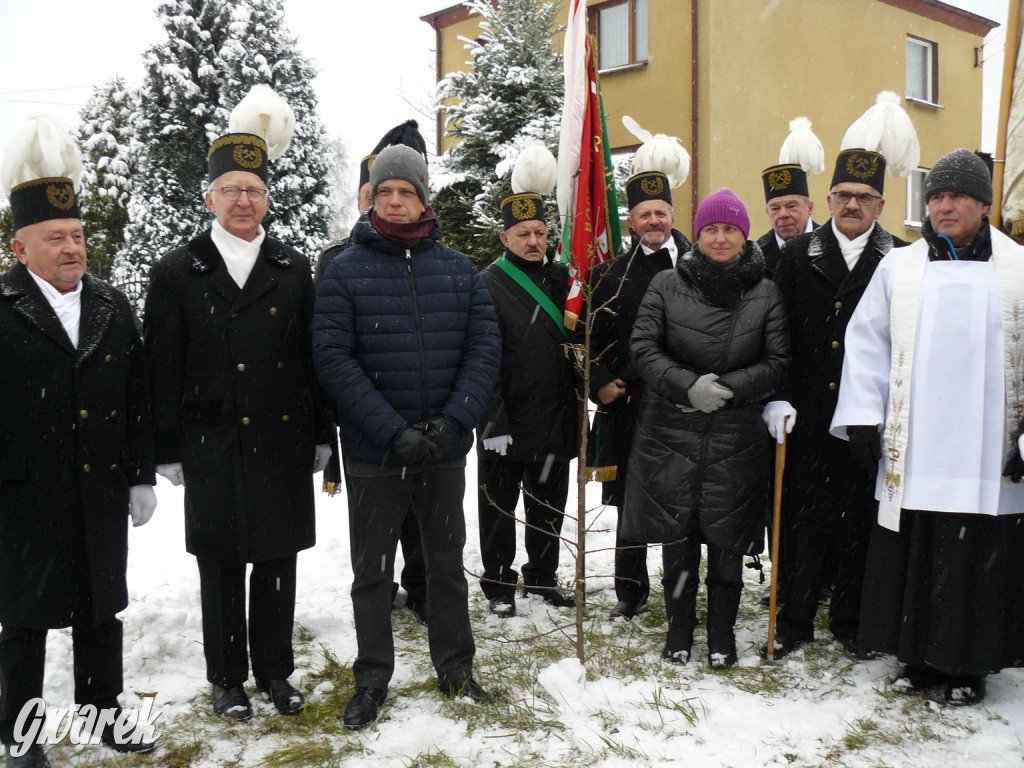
77;77;137;282
115;0;332;311
433;0;563;269
323;134;356;242
0;205;13;272
218;0;332;256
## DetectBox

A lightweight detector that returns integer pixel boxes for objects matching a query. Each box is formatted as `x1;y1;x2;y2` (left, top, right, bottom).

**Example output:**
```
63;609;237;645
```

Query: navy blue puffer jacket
312;214;500;465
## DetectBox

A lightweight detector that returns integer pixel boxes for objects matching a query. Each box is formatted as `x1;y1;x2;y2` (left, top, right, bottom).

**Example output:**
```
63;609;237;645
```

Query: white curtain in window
635;0;648;62
906;39;930;101
599;3;629;69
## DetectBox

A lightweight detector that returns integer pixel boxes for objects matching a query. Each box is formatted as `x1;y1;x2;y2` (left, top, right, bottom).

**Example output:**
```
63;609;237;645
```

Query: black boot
706;582;741;669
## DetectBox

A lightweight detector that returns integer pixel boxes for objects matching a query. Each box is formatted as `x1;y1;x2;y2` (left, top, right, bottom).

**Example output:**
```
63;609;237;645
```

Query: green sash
493;257;569;340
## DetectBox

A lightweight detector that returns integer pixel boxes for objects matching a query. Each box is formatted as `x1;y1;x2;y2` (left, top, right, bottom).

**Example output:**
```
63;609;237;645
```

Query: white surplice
831;229;1024;531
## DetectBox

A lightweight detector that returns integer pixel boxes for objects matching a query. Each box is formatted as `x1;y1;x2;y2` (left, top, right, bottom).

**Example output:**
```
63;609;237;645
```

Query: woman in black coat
624;189;789;668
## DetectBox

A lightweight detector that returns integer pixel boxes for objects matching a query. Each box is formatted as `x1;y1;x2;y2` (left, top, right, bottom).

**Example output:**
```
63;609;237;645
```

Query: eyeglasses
832;190;881;206
210;186;268;202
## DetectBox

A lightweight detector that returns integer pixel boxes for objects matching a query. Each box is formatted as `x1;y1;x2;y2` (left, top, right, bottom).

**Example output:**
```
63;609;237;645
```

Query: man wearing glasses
144;126;334;721
762;148;906;660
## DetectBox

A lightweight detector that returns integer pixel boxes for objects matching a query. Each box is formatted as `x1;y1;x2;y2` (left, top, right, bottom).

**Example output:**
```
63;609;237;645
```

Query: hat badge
846;153;879;181
46;182;74;210
512;196;537;221
640;175;665;196
233;144;264;170
768;169;792;192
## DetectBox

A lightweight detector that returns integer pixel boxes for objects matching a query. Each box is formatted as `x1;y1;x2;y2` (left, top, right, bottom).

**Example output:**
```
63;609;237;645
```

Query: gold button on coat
270;307;278;316
237;363;245;372
831;341;840;349
83;464;91;472
834;301;843;310
79;410;88;419
829;382;838;391
242;417;251;425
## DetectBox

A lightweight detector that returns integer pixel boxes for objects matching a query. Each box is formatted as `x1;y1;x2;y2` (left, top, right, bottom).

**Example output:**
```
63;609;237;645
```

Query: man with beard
832;149;1024;705
577;169;691;621
762;148;907;660
476;186;578;617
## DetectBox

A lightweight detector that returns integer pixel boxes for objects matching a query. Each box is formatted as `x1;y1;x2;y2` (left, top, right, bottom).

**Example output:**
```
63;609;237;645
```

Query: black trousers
397;510;426;603
775;527;869;642
196;555;297;687
0;618;122;745
614;508;650;606
477;457;569;600
346;466;475;689
662;539;742;652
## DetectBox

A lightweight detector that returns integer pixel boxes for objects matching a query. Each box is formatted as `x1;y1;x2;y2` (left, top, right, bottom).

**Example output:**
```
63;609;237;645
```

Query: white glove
482;435;513;456
156;462;184;486
762;400;797;444
313;444;332;473
129;485;157;527
686;373;734;413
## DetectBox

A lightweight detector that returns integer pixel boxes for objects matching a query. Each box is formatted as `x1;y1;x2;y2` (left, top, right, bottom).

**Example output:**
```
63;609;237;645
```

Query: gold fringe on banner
585;465;618;483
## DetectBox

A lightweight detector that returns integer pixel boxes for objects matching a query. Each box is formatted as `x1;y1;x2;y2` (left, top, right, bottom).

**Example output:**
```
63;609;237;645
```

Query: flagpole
993;0;1022;229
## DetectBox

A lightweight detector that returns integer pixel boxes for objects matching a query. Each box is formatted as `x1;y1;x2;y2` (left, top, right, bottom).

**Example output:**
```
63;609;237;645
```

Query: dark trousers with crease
663;539;743;652
0;618;122;745
347;466;475;690
477;457;569;600
196;555;297;688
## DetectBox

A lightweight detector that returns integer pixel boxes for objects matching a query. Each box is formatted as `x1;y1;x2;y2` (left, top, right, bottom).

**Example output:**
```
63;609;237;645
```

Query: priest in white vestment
831;149;1024;706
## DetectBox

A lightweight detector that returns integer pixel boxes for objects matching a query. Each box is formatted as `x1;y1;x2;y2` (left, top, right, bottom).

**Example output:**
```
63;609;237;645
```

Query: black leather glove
390;424;436;465
421;413;464;457
847;426;882;479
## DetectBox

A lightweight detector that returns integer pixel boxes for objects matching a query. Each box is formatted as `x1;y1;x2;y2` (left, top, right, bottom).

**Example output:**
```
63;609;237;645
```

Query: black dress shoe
438;676;497;703
212;683;253;720
343;687;387;729
759;635;799;660
488;595;516;617
608;597;648;621
258;678;305;715
97;708;158;753
4;744;51;768
834;635;875;660
891;665;946;695
945;675;986;706
661;644;690;665
523;586;576;609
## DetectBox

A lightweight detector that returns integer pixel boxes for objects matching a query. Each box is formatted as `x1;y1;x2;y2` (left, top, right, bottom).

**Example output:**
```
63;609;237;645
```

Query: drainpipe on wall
690;0;699;216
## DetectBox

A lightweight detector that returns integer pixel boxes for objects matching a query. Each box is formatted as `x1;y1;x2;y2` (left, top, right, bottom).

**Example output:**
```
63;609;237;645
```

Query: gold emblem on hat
768;169;792;191
234;144;264;170
846;152;879;181
512;196;538;221
46;182;74;210
640;175;665;196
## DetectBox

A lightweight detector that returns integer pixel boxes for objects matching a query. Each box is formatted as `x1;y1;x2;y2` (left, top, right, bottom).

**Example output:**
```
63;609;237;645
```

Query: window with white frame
906;36;938;104
905;167;928;227
590;0;649;71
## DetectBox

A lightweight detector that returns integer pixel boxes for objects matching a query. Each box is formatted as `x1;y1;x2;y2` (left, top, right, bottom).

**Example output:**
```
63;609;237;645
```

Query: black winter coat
773;220;906;535
757;221;820;277
312;215;500;465
0;266;154;627
575;230;691;504
477;253;578;463
622;243;790;554
144;230;334;562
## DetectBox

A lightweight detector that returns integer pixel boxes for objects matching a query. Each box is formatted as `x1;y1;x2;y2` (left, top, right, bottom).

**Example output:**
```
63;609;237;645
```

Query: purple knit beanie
693;188;750;239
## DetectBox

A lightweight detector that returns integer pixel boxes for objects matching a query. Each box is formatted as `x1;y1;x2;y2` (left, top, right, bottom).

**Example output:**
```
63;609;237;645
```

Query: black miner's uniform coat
144;231;334;563
477;257;577;462
0;265;155;628
772;221;907;536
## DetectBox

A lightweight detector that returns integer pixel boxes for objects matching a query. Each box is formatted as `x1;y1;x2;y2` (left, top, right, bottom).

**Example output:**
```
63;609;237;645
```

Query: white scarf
28;269;82;348
211;219;266;288
831;219;875;271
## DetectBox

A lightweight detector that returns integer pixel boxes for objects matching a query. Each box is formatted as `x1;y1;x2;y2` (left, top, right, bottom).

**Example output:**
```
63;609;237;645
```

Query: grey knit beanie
370;144;430;204
924;149;993;206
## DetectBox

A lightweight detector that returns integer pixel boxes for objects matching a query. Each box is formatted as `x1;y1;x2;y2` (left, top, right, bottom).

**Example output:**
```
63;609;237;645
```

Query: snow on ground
33;454;1024;766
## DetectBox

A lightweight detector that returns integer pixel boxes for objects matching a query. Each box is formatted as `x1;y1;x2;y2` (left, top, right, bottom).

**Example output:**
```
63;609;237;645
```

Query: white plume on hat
511;143;557;196
0;116;83;196
623;115;690;188
840;91;920;178
778;117;824;175
228;84;295;161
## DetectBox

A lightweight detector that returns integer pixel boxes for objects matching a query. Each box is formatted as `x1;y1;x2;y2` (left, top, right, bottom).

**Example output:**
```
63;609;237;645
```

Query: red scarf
370;207;437;248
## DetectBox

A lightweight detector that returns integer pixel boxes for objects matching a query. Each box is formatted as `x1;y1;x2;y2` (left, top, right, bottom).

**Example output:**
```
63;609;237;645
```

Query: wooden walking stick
765;427;788;661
